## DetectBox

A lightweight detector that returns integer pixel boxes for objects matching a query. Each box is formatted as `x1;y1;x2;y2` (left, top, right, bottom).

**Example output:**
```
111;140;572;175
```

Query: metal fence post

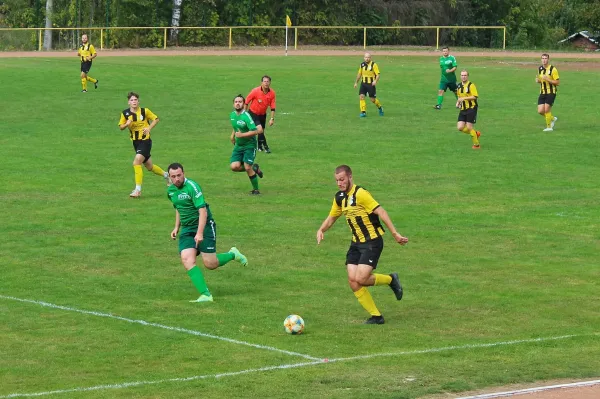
164;27;167;49
229;27;232;49
363;27;366;49
436;27;439;50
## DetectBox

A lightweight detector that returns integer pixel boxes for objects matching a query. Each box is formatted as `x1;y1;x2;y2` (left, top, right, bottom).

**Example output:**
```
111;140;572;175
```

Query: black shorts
538;94;556;106
359;82;377;98
458;108;477;124
132;139;152;163
346;237;384;269
248;111;266;130
81;61;92;73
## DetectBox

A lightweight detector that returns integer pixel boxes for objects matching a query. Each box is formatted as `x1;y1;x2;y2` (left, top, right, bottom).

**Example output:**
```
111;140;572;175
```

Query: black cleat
389;272;403;300
364;315;385;325
250;189;261;195
264;146;271;154
94;80;99;89
82;89;87;93
433;104;441;110
252;163;263;178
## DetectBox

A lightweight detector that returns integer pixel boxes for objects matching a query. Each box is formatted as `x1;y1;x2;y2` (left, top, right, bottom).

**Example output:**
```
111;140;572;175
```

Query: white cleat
129;189;141;198
551;116;557;129
543;127;553;132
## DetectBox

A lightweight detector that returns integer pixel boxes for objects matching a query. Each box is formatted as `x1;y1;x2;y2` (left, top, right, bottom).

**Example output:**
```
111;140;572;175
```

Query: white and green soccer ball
283;314;305;335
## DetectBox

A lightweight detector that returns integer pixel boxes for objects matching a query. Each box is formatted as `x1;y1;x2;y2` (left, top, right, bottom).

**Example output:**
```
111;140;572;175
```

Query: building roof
558;30;599;45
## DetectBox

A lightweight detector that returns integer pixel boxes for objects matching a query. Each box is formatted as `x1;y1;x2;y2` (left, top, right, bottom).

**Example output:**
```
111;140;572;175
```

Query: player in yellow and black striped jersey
76;34;98;93
317;165;409;325
353;53;384;118
535;53;560;131
118;92;169;198
455;70;482;150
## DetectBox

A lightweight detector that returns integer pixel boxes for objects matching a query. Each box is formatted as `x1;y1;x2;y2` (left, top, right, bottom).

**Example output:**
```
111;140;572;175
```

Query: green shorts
439;81;458;92
230;146;256;165
178;221;217;254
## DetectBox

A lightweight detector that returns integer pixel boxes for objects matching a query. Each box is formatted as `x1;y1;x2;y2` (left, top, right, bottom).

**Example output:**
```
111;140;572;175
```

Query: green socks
437;95;443;105
249;174;259;190
187;266;210;296
217;252;235;267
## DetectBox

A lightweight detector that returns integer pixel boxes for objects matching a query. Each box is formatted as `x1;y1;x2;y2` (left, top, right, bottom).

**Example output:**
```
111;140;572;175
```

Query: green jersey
439;55;458;82
167;178;214;227
230;110;257;148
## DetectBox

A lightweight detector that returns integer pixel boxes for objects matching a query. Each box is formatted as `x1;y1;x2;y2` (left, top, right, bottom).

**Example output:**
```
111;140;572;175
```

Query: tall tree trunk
170;0;183;42
43;0;53;50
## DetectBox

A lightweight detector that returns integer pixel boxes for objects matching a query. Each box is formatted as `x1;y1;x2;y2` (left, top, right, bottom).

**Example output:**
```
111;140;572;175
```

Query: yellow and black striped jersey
457;81;478;110
118;107;158;141
538;65;559;94
329;184;385;243
358;61;380;84
78;43;96;62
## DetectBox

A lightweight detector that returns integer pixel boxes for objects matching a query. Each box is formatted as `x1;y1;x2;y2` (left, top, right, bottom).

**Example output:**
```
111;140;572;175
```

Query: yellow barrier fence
0;25;507;51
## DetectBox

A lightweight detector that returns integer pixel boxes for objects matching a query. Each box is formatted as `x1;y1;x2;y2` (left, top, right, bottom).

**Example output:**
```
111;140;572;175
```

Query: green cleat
230;247;248;266
190;294;214;303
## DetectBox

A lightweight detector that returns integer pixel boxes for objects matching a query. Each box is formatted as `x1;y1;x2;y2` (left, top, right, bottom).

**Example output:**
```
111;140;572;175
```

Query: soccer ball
283;314;305;335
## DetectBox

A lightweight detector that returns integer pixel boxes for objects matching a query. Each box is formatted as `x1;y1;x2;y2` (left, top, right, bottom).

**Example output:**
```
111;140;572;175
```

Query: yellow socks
374;274;392;286
86;76;97;84
150;164;166;177
360;99;366;113
374;99;382;108
545;112;553;128
462;127;479;145
354;287;381;316
134;165;143;187
469;129;479;145
81;78;87;91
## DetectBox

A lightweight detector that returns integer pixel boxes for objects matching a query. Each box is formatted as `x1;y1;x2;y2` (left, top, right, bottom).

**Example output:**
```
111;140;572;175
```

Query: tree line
1;0;599;49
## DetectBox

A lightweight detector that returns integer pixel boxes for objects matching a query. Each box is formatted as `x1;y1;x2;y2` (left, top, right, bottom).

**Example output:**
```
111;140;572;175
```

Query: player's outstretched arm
317;215;339;244
373;206;408;245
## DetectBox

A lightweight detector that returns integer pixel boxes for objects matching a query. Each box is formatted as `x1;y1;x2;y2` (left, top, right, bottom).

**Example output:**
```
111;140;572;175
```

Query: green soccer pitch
0;54;599;398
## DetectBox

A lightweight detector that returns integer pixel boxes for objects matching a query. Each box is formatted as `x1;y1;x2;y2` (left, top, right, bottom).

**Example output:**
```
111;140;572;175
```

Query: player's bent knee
200;253;219;269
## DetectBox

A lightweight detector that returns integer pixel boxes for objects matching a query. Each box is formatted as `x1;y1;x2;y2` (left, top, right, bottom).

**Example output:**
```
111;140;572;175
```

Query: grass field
1;54;599;398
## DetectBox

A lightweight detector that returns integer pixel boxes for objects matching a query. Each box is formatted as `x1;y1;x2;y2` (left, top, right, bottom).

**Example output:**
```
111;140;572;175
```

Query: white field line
0;295;319;361
0;361;325;399
1;332;598;398
455;379;600;399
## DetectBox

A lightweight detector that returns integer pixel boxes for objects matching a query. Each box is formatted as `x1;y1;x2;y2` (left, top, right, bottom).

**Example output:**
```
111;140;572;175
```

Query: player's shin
187;266;211;296
374;274;392;286
249;174;259;190
354;287;381;316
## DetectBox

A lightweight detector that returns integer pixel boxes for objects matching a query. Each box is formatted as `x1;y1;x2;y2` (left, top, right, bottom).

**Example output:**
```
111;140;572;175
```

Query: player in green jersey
230;94;264;195
434;47;458;110
167;162;248;303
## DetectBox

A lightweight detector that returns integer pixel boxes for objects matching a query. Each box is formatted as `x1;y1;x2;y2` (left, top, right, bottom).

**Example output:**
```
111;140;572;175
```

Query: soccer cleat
359;112;367;118
94;80;99;89
250;189;261;195
190;294;214;303
378;107;384;116
257;147;263;152
543;127;553;132
476;130;481;138
163;172;172;186
389;273;403;301
229;247;248;266
433;104;441;110
82;90;87;93
252;163;263;178
364;315;385;325
129;189;141;198
472;145;481;150
551;116;557;128
264;146;271;154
